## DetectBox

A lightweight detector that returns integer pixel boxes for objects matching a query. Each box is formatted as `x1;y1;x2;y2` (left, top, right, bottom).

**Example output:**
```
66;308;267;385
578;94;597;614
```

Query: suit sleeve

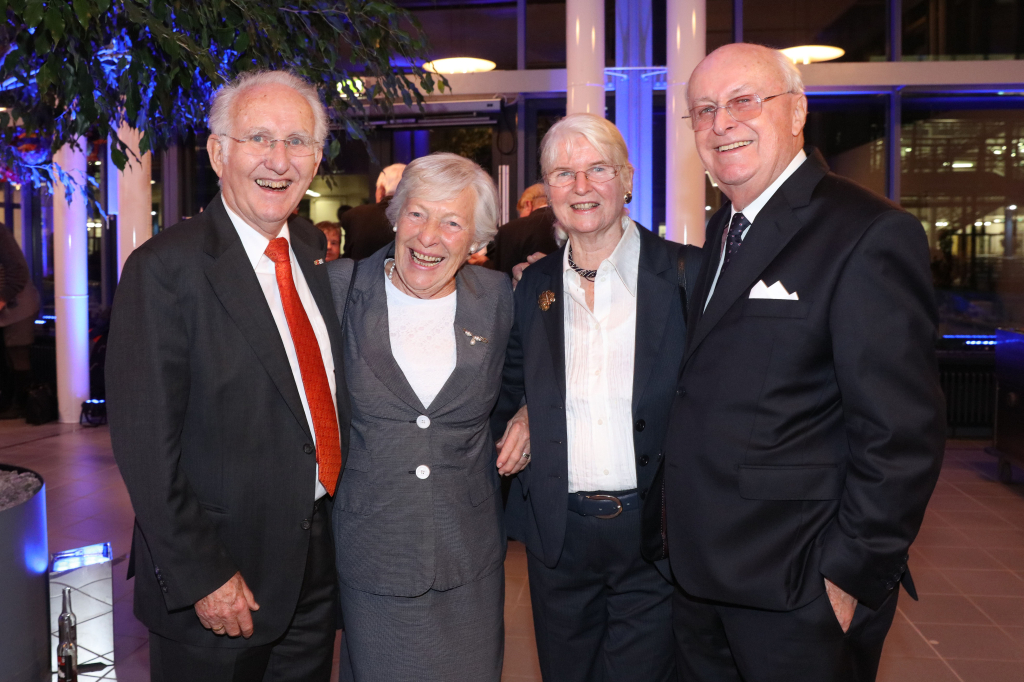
490;275;528;440
819;210;946;609
106;245;238;611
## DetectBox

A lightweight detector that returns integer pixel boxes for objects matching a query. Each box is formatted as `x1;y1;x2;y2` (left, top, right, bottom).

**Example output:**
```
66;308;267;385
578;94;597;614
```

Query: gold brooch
462;328;488;346
313;258;325;265
538;290;556;311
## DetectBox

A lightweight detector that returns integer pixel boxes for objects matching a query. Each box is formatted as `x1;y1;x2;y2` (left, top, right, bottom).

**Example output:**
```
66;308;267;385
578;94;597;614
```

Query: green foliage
0;0;445;195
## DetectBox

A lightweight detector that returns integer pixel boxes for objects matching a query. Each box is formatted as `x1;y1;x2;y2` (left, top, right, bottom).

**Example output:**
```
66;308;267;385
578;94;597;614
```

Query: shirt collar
730;149;807;225
222;196;291;268
561;216;641;297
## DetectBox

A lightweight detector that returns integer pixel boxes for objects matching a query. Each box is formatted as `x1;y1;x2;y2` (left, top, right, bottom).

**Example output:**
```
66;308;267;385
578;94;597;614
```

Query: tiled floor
3;424;1023;681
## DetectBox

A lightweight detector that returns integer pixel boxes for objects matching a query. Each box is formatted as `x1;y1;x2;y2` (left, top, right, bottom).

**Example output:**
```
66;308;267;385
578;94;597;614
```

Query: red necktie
264;238;342;495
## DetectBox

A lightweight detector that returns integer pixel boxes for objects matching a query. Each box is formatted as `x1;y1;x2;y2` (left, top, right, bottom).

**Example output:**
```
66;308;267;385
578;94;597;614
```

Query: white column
566;0;606;116
665;0;706;245
52;140;90;423
615;0;654;230
115;125;153;276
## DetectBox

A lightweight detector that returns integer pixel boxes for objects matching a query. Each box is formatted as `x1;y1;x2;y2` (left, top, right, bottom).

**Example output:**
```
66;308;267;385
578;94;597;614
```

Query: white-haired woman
326;152;530;682
491;114;702;681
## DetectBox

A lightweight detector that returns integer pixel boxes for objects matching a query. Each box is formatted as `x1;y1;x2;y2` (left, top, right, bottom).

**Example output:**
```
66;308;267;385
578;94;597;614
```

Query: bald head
686;43;808;210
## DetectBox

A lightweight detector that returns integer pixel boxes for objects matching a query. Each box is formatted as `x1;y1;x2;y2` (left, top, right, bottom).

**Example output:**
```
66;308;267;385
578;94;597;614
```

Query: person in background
341;163;406;260
315;221;342;261
327;152;530;681
0;222;38;419
487;184;560;277
665;42;945;682
107;70;347;682
492;113;697;682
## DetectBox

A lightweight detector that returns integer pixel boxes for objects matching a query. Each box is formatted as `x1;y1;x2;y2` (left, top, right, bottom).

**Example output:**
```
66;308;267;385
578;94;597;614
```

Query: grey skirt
338;566;505;682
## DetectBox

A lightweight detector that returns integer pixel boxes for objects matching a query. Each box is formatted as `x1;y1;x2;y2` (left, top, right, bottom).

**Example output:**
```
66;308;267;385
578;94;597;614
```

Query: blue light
51;542;113;573
943;334;997;339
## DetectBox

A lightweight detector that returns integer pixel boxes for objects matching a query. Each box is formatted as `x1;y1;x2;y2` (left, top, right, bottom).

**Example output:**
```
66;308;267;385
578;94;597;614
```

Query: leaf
109;146;127;171
95;0;110;13
72;0;90;28
329;137;340;160
44;7;64;41
24;0;43;28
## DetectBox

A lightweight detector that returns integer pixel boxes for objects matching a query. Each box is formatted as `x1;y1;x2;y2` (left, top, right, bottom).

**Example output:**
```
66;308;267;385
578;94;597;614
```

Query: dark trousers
672;583;899;682
149;500;338;682
526;506;676;682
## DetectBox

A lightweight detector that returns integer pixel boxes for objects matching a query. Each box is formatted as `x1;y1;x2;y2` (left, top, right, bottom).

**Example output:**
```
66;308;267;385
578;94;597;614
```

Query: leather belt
567;490;639;519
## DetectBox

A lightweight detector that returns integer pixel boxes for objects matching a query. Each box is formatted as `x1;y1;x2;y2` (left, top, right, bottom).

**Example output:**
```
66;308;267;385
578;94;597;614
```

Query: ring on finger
521;451;531;460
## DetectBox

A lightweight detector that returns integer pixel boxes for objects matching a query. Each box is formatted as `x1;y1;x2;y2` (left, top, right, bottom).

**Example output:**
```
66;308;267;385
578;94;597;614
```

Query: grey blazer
327;245;514;597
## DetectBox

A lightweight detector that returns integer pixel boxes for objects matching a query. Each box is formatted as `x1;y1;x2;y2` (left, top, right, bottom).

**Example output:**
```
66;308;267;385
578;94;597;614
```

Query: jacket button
676;387;686;397
639;455;650;466
416;415;431;429
303;443;314;454
301;519;311;530
885;581;895;590
416;465;431;479
634;419;645;432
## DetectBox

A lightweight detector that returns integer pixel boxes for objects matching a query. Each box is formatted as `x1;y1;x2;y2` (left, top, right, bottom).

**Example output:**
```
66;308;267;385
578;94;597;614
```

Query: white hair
208;70;329;145
539;113;634;196
686;43;805;107
385;153;499;246
376;164;407;196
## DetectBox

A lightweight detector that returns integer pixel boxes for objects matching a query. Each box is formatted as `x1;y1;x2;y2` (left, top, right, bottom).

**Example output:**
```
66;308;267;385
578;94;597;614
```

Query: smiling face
545;136;627;241
391;187;477;299
207;83;322;239
688;44;807;210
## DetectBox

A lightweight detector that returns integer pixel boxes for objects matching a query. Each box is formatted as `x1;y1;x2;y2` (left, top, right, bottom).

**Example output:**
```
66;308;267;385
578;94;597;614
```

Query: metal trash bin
0;464;50;682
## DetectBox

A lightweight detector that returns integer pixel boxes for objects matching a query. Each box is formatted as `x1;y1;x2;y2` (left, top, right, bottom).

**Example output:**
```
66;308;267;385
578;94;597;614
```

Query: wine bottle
56;587;78;681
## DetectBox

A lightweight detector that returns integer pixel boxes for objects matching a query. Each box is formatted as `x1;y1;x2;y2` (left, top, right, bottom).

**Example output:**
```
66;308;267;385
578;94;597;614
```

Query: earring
624;191;633;205
392;225;397;233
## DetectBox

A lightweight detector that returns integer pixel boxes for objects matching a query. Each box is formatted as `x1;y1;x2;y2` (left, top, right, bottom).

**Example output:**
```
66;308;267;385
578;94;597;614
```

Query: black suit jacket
493;225;698;568
106;196;350;647
488;206;560;276
341;198;394;260
664;149;945;612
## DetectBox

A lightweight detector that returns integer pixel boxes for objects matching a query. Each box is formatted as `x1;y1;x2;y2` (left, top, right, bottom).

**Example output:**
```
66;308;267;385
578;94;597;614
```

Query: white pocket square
749;280;799;300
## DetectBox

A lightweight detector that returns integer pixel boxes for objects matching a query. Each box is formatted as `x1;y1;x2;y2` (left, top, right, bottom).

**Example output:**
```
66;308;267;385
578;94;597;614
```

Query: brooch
462;328;488;346
313;258;325;265
538;290;556;311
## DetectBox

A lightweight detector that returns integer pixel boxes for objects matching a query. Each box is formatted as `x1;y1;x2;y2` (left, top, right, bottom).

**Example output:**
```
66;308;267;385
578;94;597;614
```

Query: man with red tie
107;70;348;682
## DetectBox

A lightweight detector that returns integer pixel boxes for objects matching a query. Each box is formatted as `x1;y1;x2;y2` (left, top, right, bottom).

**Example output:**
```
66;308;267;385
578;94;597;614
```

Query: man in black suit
340;163;404;260
488;184;561;276
107;70;348;682
663;43;945;682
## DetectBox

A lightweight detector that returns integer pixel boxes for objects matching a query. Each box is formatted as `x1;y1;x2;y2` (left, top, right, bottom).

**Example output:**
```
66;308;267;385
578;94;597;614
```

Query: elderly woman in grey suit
326;152;531;682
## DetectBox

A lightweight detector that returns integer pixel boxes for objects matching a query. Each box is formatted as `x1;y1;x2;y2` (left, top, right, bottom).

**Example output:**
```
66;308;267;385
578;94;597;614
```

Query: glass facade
743;0;888;62
903;0;1024;61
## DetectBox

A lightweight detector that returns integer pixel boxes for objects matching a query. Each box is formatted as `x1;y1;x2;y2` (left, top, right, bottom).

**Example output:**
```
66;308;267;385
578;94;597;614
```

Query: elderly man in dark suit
340;163;405;260
664;43;946;682
106;70;347;682
487;184;561;277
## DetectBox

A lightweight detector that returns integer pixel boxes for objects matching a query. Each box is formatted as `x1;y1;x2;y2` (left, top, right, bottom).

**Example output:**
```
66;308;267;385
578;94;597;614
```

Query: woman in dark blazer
492;114;701;682
327;153;529;682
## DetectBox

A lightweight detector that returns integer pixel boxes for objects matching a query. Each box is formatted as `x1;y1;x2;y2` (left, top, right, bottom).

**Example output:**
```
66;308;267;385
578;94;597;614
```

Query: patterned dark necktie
721;212;749;274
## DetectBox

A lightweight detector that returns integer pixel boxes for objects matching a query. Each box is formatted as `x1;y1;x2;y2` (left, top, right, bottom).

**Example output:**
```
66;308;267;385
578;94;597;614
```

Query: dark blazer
488;206;560;276
664;148;945;613
493;224;698;568
106;196;350;647
341;198;394;260
329;246;514;596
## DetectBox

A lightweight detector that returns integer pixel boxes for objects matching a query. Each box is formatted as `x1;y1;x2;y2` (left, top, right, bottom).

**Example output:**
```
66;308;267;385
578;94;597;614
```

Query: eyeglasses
219;134;320;158
544;165;620;187
682;91;793;132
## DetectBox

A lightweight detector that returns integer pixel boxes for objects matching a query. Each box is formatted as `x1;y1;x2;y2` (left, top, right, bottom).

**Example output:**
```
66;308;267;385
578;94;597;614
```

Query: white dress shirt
224;199;337;500
705;149;807;310
563;217;641;493
384;273;457;408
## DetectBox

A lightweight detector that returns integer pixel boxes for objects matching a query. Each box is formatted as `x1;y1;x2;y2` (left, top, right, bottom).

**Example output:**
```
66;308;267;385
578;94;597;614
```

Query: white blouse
384;274;457;408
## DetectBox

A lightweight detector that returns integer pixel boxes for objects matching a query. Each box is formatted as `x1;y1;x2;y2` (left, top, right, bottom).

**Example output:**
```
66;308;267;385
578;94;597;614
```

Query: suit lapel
202;196;312;439
428;266;494;413
350;247;429;413
685;150;829;362
632;229;676;412
536;246;567;403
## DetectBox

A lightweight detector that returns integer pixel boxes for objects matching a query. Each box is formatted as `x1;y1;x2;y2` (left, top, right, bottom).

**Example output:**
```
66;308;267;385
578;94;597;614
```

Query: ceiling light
936;221;949;227
423;58;497;75
780;45;845;65
952;161;974;169
305;189;321;198
1010;205;1018;210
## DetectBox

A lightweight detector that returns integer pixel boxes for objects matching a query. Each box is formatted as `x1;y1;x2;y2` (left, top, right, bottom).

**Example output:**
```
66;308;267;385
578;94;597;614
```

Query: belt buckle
587;494;623;519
